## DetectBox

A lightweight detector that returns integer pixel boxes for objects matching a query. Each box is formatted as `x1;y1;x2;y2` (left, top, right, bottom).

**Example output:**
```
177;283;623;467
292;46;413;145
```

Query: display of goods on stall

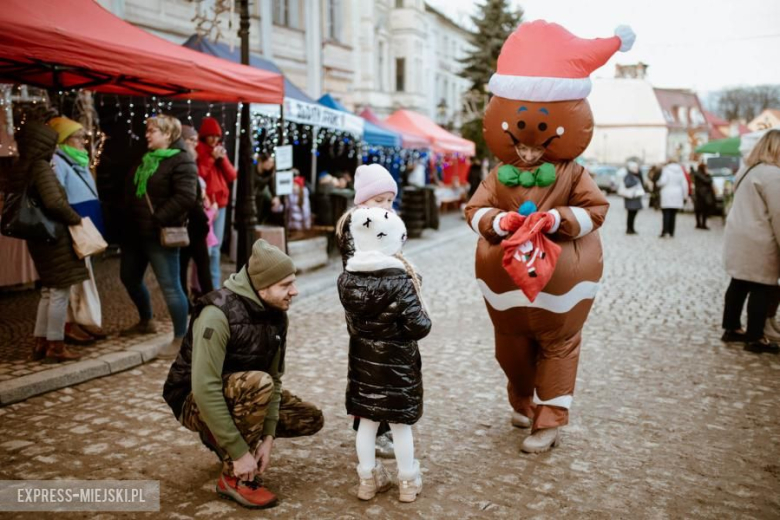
401;187;428;239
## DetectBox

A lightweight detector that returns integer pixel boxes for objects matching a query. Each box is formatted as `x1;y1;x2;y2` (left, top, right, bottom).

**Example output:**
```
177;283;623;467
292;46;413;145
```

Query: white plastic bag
69;257;102;328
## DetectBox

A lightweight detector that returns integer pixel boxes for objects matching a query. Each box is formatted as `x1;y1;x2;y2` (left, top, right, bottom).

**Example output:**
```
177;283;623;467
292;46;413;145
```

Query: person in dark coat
693;163;715;230
647;165;662;210
14;121;87;362
337;207;431;503
119;115;197;358
619;161;645;234
179;125;213;306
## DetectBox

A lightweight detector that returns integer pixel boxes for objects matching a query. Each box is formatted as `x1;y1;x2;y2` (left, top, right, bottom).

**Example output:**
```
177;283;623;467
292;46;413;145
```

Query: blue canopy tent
183;36;365;192
318;93;400;148
318;94;405;190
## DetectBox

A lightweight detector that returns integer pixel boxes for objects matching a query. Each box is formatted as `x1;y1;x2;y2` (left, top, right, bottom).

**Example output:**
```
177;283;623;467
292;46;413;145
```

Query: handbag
618;175;645;199
68;216;108;259
1;186;61;242
145;193;189;248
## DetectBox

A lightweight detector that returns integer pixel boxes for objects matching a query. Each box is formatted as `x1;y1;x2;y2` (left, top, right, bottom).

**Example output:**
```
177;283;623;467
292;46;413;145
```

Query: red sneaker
216;473;278;509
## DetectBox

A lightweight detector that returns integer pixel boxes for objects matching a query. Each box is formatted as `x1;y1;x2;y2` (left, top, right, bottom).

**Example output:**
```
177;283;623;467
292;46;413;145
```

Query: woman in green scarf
49;116;107;346
120;115;198;357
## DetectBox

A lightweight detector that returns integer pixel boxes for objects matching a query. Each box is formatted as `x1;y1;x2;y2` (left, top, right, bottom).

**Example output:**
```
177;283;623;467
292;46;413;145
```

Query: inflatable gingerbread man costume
465;20;635;452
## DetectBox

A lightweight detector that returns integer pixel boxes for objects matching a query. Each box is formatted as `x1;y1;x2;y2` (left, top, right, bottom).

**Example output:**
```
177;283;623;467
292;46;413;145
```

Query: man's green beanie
247;239;295;289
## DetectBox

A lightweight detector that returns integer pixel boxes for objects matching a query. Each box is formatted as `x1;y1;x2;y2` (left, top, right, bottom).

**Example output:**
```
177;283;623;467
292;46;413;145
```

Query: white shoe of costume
511;411;532;429
521;427;560;453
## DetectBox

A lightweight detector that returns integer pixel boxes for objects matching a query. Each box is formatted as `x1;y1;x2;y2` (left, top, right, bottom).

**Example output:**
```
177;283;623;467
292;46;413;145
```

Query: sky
425;0;780;97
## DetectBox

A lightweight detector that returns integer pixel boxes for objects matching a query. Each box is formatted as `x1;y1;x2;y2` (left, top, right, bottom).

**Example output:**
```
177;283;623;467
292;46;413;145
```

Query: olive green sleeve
261;347;284;438
191;306;250;460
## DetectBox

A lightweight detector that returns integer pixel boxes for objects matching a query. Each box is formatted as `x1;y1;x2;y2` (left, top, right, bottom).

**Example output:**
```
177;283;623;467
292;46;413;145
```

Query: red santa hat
488;20;636;102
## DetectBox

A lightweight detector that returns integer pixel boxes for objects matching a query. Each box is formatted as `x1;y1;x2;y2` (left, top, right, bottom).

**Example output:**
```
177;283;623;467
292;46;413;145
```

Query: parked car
589;165;619;193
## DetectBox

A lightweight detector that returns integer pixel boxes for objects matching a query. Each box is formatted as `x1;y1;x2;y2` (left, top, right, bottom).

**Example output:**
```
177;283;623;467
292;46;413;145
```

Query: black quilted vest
163;287;287;418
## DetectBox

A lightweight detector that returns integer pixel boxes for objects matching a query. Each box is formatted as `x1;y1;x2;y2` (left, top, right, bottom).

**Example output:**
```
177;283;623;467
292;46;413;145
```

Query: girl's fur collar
346;251;406;272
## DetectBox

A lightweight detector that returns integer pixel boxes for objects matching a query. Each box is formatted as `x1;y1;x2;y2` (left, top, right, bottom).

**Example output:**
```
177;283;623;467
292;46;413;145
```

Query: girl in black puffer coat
337;206;431;503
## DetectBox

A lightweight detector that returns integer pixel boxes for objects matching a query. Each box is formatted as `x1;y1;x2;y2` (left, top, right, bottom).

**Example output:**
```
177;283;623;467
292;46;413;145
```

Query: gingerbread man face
482;21;635;167
484;97;594;166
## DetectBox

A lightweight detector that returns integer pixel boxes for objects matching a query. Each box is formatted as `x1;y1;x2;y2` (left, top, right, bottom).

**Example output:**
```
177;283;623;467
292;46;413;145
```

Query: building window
273;0;300;29
416;58;423;93
378;41;385;92
327;0;343;42
396;58;405;92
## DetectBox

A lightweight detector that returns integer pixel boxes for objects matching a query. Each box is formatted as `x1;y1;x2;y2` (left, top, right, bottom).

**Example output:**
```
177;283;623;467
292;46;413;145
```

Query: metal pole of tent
278;103;289;253
235;0;257;269
311;126;319;194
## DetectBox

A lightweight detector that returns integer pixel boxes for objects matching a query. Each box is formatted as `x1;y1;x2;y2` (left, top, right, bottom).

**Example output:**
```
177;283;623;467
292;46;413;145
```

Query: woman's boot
43;341;82;363
29;337;48;361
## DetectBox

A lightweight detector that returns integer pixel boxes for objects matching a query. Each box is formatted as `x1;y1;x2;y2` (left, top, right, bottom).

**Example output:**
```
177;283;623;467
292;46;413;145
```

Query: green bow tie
498;163;556;188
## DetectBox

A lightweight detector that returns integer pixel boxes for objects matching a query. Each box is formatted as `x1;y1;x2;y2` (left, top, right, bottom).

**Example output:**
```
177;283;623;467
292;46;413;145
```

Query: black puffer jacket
123;138;198;242
338;267;431;425
14;122;88;288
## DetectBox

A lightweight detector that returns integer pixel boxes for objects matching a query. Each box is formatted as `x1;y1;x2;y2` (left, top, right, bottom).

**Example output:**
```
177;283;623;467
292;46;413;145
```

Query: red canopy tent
386;109;475;156
0;0;283;103
386;109;475;184
359;108;429;149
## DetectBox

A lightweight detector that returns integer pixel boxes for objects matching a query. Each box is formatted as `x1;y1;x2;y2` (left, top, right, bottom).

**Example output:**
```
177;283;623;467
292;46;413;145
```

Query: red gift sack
501;213;561;302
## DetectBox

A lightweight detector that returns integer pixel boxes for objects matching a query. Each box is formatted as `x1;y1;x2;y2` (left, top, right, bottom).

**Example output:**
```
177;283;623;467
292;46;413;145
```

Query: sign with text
249;100;364;137
275;145;293;171
275;170;294;196
0;480;160;512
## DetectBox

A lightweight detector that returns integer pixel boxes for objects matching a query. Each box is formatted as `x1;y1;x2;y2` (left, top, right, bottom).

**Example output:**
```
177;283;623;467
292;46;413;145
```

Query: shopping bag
68;216;108;259
501;212;561;302
69;257;102;328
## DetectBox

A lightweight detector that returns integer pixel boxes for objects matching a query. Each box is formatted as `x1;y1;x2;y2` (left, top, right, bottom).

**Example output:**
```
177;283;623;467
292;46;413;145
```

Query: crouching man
163;239;324;509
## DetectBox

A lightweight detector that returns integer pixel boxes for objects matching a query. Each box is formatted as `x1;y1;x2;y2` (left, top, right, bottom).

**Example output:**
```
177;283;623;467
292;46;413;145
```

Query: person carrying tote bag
49;116;108;343
119;115;198;358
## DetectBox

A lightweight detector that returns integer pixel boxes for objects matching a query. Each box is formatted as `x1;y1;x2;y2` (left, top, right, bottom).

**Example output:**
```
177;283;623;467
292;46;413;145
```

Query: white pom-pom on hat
614;25;636;52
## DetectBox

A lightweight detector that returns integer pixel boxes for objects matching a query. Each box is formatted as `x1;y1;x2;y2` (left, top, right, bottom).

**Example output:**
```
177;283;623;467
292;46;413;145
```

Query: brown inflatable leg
533;330;582;430
495;331;537;419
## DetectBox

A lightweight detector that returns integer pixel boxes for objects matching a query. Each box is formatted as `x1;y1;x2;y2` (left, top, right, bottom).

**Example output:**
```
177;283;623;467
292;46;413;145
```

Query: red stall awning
386;109;475;156
359;108;430;149
0;0;283;103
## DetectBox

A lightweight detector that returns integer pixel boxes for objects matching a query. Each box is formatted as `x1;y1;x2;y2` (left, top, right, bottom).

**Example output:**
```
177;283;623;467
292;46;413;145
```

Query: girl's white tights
356;419;414;476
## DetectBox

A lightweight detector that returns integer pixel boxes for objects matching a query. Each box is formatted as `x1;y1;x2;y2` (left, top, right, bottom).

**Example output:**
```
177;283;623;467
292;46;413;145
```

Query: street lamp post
235;0;257;269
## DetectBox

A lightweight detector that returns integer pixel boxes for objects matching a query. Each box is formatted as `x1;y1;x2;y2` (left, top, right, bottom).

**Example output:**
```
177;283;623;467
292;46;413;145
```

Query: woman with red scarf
197;117;237;289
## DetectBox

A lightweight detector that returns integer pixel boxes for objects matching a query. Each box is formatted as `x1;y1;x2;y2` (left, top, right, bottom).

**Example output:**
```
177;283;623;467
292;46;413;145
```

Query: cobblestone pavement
1;199;778;519
0;212;464;379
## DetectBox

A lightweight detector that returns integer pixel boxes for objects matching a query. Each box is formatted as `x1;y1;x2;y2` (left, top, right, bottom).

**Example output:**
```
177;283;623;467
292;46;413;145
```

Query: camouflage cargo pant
179;371;324;471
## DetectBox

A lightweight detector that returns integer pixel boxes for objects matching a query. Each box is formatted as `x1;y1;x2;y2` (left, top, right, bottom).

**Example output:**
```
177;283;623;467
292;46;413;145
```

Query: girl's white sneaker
356;461;392;500
398;460;423;503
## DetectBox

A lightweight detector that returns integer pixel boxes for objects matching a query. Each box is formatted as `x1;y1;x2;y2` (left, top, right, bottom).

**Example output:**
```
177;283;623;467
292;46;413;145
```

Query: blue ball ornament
518;201;537;216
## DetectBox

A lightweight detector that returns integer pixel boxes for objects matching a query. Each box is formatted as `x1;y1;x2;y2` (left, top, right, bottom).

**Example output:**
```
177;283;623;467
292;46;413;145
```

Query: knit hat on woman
353;164;398;205
198;116;222;138
47;116;83;144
